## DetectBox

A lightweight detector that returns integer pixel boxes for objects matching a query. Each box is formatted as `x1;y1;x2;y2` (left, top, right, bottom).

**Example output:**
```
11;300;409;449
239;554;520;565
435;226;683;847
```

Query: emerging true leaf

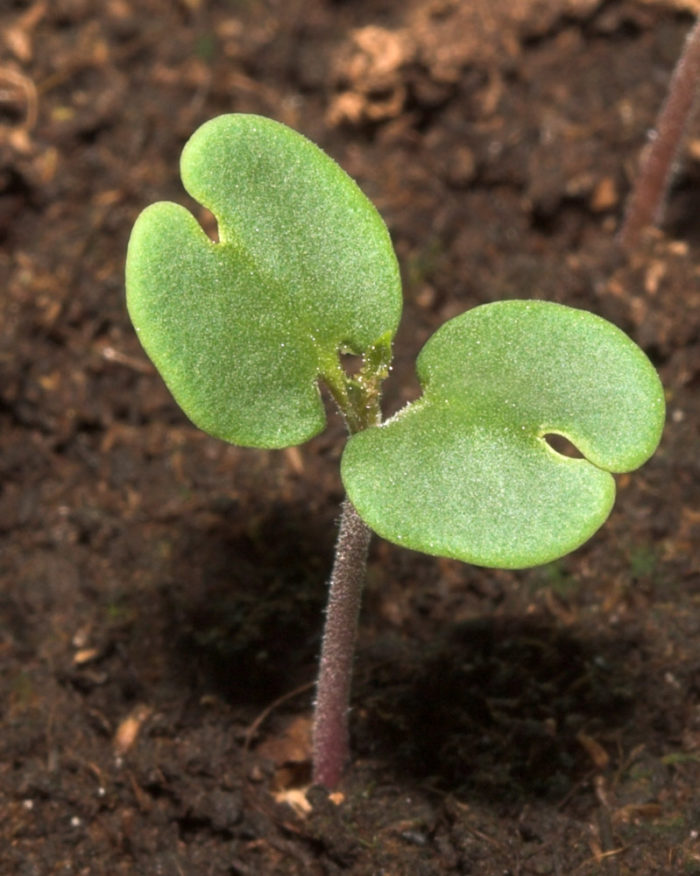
126;114;402;448
341;300;665;568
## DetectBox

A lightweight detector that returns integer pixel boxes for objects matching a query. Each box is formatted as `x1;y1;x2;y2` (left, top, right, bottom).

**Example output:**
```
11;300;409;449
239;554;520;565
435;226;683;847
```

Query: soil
2;0;700;873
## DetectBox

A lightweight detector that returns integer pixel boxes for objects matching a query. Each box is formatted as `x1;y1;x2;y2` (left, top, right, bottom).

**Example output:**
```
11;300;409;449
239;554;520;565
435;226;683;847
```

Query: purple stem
312;499;372;788
619;17;700;249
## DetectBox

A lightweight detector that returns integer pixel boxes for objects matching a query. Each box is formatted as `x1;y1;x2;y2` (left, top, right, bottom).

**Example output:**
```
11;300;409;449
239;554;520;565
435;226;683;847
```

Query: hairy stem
312;499;372;788
619;17;700;249
311;339;392;787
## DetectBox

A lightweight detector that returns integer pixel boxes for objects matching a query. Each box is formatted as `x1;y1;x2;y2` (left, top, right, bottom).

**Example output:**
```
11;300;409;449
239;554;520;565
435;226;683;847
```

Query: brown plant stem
619;17;700;249
312;498;372;788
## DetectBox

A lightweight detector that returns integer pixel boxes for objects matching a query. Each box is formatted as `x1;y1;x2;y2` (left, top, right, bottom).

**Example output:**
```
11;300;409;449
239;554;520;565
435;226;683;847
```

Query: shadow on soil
354;616;658;804
112;496;679;808
160;499;337;706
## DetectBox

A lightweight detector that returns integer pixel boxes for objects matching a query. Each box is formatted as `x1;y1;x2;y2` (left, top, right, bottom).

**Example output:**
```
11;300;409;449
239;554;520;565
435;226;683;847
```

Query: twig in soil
593;776;620;876
619;17;700;249
243;681;315;755
101;345;154;374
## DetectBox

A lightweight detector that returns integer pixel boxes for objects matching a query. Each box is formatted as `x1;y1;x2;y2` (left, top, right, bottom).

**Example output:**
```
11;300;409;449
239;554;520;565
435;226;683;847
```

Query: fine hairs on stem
619;16;700;249
312;500;372;789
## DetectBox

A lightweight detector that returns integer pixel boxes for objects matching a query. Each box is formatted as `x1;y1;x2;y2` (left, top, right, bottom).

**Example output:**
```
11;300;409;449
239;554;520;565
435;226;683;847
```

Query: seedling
126;114;664;788
619;16;700;248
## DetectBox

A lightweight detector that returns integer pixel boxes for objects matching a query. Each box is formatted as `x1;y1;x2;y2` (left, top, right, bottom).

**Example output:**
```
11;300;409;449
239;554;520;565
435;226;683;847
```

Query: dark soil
2;0;700;873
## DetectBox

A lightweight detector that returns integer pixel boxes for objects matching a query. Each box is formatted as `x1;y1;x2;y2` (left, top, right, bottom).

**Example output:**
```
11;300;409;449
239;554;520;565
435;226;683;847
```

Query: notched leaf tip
541;432;585;460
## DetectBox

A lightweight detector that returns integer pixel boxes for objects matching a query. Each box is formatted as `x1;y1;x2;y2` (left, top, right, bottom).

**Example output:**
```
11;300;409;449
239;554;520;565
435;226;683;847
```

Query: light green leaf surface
342;300;665;568
126;114;401;448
